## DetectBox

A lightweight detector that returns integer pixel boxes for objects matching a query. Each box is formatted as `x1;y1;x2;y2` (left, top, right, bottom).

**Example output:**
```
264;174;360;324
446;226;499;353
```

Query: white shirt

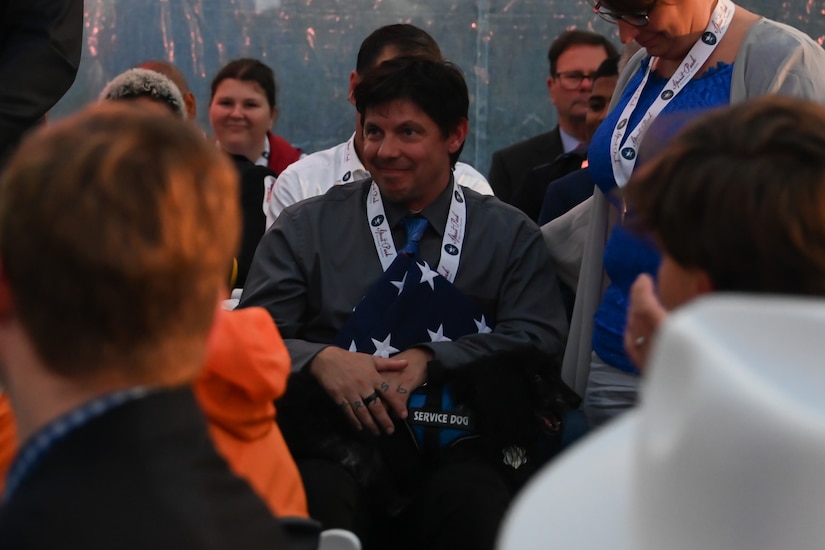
265;133;494;227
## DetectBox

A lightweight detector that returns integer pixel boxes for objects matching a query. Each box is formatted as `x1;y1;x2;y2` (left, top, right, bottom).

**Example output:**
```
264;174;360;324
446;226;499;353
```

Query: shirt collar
559;127;582;153
3;386;151;503
254;132;271;167
340;133;371;183
380;173;455;238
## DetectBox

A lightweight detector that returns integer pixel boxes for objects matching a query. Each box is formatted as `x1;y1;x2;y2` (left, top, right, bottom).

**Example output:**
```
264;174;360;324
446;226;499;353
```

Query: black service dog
276;346;579;513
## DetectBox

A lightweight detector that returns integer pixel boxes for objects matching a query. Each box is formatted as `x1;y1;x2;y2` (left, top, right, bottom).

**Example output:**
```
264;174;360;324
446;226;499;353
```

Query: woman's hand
625;274;668;372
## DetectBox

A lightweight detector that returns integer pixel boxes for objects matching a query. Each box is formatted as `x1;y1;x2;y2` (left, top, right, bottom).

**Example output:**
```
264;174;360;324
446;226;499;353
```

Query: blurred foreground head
627;95;825;298
0;103;240;385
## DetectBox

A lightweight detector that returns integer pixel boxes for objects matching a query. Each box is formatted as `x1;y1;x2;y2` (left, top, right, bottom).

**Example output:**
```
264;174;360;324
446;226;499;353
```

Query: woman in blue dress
561;0;825;426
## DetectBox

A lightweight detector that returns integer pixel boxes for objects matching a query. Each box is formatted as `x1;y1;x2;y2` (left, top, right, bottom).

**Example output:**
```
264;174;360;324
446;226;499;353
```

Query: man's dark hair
354;56;469;167
594;55;620;81
210;58;277;109
547;30;619;75
355;24;443;75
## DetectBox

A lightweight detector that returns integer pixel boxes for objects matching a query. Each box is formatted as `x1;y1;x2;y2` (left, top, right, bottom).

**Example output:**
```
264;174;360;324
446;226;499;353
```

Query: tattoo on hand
380;382;390;392
339;401;349;410
397;387;408;394
353;401;363;410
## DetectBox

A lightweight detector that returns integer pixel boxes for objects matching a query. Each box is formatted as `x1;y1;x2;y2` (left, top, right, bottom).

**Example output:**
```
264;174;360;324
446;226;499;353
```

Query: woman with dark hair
209;58;304;289
209;58;303;175
560;0;825;427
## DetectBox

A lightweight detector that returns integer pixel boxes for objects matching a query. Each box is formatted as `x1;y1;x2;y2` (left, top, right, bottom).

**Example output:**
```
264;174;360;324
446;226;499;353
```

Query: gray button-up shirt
240;177;568;371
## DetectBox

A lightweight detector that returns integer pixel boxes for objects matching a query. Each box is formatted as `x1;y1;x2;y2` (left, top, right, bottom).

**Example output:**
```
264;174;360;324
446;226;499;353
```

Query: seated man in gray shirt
240;56;567;550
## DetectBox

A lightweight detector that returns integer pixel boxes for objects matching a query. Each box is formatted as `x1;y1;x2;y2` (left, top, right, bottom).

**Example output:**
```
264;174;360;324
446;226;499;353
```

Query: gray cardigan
553;17;825;395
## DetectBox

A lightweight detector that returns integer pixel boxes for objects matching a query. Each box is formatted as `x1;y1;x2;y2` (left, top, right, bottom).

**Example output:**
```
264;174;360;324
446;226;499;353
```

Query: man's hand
624;274;668;372
376;347;431;420
308;346;406;435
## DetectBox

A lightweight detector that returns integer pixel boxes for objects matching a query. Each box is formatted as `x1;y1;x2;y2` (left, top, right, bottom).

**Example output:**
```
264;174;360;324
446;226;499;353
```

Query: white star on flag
390;272;407;296
427;324;452;342
349;341;358;352
371;334;400;358
475;316;493;334
417;260;439;290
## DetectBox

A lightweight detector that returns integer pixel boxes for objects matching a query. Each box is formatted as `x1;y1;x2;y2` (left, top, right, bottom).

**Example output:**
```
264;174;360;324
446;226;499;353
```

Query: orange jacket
195;307;307;518
0;393;16;494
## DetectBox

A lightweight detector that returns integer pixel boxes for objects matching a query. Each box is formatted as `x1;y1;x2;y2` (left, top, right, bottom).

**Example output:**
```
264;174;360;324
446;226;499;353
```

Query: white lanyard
339;138;368;184
367;180;466;283
610;0;735;187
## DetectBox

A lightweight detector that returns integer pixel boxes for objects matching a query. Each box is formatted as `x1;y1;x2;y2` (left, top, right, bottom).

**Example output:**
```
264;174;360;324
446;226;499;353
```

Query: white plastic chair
318;529;361;550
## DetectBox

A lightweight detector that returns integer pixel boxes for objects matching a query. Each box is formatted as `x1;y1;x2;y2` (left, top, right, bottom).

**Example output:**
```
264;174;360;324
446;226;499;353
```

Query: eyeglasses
592;1;651;27
554;71;598;90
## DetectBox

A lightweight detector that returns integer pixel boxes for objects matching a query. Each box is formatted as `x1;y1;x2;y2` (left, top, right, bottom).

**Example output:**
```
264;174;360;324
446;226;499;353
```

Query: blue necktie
400;216;428;256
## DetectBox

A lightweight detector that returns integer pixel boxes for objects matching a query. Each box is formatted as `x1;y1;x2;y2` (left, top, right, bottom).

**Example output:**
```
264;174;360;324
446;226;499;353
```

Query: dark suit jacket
538;167;595;225
0;387;308;549
0;0;84;166
513;146;587;222
487;127;564;204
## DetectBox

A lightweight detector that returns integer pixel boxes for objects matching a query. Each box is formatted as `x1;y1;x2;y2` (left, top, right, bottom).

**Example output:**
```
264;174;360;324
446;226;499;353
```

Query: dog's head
446;347;578;446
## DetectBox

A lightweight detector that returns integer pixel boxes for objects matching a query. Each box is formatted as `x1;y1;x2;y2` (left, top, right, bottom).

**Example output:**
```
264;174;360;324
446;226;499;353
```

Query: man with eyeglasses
488;30;618;207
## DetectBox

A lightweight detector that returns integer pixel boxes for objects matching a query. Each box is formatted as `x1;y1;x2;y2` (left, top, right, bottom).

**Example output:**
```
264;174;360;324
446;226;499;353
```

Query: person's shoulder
528;148;586;179
751;18;819;43
736;18;825;101
741;18;825;58
492;129;560;158
278;140;345;181
552;167;592;190
464;186;537;225
231;154;276;182
279;177;369;220
454;162;493;195
268;132;300;151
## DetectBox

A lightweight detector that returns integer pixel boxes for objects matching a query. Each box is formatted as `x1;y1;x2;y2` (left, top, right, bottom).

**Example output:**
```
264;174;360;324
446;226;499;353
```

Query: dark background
53;0;825;177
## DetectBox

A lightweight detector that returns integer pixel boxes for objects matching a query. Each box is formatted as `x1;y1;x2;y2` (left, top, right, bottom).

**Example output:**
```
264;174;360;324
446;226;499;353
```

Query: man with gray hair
99;68;187;119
